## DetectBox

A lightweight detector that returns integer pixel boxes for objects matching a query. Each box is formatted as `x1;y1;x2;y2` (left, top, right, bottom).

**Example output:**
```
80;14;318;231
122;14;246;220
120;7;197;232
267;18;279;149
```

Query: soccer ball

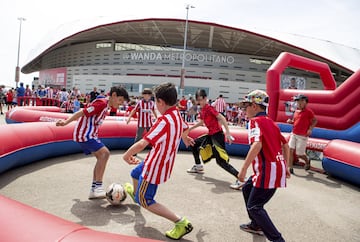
105;183;127;205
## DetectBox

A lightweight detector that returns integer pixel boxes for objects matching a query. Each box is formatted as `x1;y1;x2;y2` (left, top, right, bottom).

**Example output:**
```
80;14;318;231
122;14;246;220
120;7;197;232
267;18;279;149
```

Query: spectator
287;94;317;174
17;82;25;106
213;94;227;117
89;87;100;102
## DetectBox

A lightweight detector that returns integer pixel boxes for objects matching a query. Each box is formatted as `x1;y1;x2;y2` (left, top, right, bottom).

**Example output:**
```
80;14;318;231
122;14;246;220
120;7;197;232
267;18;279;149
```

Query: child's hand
238;168;247;182
286;169;291;178
56;119;66;126
183;136;195;147
123;154;140;165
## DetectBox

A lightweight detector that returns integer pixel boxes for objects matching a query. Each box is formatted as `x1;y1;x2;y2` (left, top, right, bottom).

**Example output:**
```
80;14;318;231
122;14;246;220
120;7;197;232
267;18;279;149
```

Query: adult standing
89;87;100;102
17;82;25;106
287;94;317;174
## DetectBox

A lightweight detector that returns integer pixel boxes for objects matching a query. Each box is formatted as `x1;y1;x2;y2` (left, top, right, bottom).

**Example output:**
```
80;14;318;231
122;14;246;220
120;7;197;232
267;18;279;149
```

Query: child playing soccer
56;86;129;199
126;88;157;144
238;90;290;242
123;82;194;240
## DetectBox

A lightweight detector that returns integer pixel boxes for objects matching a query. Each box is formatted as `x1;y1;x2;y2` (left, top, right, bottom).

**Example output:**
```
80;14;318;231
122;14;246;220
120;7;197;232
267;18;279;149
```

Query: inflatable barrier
0;120;251;174
0;195;160;242
5;106;127;124
323;140;360;186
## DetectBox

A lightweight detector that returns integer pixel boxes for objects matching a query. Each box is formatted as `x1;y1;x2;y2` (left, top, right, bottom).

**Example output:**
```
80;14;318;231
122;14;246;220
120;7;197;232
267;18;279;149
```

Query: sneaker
124;182;136;203
165;217;193;240
289;168;294;174
240;223;264;236
88;186;106;199
230;179;245;190
186;165;204;174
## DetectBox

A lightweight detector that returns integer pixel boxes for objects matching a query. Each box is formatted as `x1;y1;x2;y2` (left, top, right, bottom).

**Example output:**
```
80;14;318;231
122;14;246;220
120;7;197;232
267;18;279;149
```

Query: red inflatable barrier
323;140;360;168
0;195;160;242
5;106;127;124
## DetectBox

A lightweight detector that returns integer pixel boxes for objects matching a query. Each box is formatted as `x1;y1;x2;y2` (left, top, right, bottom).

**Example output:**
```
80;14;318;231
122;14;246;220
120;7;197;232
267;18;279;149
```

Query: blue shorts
131;161;158;207
78;138;105;155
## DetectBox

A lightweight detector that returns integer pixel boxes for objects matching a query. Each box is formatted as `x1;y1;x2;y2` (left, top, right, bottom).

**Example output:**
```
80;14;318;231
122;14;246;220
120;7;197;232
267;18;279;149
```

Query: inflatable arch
266;52;360;186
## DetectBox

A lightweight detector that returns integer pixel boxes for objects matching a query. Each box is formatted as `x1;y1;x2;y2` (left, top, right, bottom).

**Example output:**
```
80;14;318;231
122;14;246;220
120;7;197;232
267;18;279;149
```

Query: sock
95;181;103;188
175;217;183;223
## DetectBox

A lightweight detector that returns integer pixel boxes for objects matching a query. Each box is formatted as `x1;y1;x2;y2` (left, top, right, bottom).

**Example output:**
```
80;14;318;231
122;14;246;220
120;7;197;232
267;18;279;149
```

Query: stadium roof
22;18;360;77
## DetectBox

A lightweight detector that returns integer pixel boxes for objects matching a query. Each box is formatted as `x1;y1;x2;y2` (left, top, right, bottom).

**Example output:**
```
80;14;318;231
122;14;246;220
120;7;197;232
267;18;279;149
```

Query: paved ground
0;115;359;242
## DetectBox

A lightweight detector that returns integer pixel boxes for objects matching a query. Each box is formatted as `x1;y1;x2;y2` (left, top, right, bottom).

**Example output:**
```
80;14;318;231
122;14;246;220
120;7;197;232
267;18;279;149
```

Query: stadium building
21;18;359;102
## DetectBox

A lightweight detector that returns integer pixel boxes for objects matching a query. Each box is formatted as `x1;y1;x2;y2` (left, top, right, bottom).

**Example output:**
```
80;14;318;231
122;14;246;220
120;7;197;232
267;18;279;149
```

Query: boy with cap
127;88;157;145
238;90;290;242
287;94;317;174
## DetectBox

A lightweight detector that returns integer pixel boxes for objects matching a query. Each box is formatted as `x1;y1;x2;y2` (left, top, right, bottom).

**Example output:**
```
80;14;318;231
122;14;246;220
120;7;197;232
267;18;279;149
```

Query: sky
0;0;359;88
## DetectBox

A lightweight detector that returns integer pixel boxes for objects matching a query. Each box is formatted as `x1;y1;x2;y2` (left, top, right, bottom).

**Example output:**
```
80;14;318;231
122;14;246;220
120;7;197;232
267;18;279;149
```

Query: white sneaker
186;165;204;174
88;186;106;199
230;180;245;190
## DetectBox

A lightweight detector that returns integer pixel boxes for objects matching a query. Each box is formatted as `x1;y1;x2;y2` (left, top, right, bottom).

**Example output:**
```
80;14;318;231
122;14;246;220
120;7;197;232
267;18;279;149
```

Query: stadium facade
21;18;358;102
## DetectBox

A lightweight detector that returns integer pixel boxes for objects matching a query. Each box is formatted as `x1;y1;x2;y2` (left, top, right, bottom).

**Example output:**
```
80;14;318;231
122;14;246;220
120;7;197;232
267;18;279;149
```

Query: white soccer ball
105;183;127;205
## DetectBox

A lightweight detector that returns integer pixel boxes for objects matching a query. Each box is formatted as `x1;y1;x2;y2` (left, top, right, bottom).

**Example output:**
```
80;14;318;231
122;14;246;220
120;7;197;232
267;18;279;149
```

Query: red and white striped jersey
142;106;188;184
46;88;54;98
73;98;108;142
213;97;226;113
135;99;155;128
248;112;287;189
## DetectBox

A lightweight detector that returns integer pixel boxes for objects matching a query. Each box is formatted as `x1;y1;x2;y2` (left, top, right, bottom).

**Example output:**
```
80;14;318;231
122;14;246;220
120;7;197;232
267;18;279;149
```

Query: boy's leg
135;175;193;240
288;134;296;173
78;139;109;199
92;146;110;182
296;136;310;170
211;132;239;178
187;135;207;173
246;186;284;241
134;127;145;143
125;161;144;202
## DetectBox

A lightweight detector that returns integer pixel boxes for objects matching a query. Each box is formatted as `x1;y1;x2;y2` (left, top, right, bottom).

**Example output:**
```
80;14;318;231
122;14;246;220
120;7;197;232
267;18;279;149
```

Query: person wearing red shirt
287;94;317;174
178;95;188;121
125;100;137;119
185;89;243;190
123;83;194;240
56;86;129;199
238;90;290;242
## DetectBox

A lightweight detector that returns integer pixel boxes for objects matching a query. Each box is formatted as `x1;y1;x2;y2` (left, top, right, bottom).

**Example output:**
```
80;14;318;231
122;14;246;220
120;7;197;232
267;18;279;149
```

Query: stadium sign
123;51;235;65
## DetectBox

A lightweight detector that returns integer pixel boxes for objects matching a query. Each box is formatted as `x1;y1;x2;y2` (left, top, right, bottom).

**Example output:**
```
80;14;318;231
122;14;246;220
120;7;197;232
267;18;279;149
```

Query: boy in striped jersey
126;88;157;145
123;82;194;240
56;86;129;199
238;90;290;242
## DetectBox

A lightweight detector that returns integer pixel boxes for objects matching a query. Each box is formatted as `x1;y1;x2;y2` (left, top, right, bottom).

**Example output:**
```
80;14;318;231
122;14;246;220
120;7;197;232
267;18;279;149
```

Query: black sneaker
240;223;264;236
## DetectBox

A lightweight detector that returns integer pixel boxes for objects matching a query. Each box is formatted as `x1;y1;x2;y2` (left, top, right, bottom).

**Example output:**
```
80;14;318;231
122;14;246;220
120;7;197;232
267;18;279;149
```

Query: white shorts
289;133;308;156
